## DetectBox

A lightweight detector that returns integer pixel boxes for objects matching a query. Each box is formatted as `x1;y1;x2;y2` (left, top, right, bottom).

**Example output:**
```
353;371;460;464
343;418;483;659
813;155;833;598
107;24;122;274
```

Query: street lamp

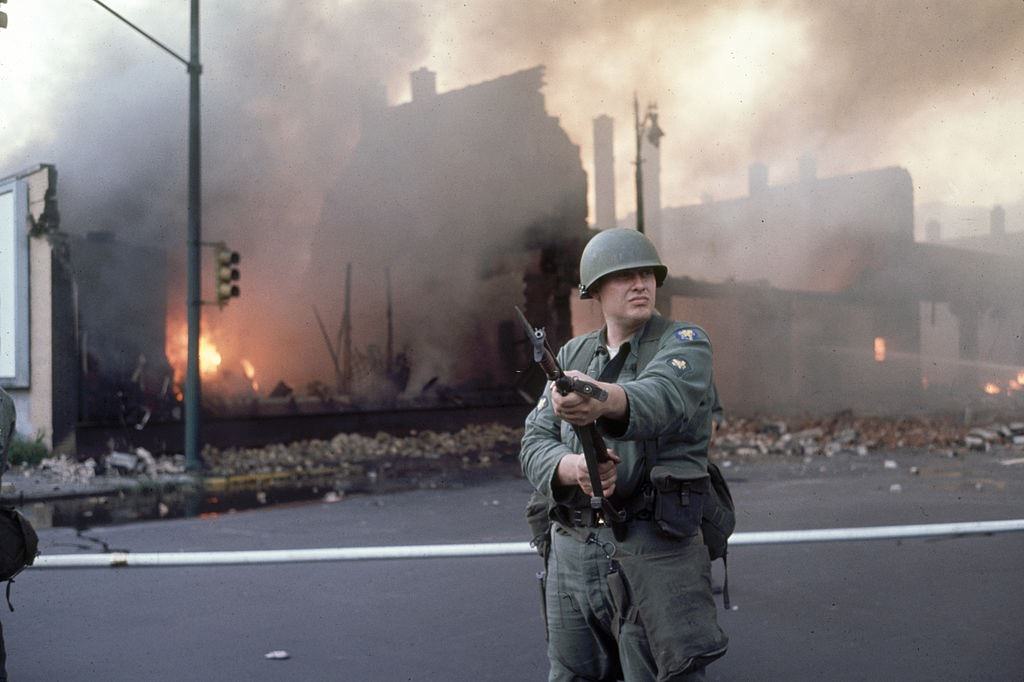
633;93;665;235
88;0;204;471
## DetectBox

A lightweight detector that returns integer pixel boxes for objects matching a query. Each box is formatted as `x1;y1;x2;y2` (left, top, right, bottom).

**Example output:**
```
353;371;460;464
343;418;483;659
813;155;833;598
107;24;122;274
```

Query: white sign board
0;179;29;386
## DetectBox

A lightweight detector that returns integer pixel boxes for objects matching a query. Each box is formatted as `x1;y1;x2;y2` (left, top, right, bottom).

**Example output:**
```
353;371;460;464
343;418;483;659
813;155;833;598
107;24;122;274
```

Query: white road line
29;518;1024;569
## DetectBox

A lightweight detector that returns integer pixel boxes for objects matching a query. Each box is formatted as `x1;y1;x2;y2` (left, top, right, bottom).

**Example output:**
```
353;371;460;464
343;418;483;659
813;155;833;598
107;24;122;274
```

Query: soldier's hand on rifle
551;371;628;425
556;450;621;496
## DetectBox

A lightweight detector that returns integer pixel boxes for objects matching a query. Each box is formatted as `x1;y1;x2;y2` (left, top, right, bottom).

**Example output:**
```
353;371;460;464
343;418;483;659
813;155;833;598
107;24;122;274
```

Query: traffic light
0;0;8;29
214;243;240;306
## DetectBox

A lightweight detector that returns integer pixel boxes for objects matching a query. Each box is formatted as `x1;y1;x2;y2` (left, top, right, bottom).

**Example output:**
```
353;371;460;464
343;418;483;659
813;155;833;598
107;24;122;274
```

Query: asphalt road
6;448;1024;681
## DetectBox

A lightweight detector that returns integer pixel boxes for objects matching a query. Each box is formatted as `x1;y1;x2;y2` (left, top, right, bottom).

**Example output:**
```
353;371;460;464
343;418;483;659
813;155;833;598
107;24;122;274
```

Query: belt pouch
649;466;709;540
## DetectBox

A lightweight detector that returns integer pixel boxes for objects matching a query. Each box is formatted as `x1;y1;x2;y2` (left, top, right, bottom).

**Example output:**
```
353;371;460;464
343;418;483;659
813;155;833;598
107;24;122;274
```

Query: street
7;449;1024;681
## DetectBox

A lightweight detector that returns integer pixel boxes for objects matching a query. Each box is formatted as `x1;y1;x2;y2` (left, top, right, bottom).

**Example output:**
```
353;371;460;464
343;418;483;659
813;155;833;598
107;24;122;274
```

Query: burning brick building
307;66;588;399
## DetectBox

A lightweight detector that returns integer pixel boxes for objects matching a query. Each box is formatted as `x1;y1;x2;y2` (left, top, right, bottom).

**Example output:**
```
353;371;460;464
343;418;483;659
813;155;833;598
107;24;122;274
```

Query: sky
2;1;1023;236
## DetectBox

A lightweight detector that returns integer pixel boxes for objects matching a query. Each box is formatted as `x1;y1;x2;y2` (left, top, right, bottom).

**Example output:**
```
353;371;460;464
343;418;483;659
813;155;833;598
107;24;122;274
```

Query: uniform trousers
545;520;710;682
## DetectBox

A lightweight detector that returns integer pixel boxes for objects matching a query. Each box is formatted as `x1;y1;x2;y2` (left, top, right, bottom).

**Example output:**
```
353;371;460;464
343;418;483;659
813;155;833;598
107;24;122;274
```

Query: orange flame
166;321;223;388
241;358;260;392
983;383;1001;396
200;336;222;377
873;337;886;362
1018;371;1024;385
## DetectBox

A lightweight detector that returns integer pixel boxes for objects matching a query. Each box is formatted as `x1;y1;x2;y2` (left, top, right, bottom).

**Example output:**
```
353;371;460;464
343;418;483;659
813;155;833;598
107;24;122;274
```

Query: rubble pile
201;423;524;477
712;416;1024;458
14;417;1024;487
32;454;98;486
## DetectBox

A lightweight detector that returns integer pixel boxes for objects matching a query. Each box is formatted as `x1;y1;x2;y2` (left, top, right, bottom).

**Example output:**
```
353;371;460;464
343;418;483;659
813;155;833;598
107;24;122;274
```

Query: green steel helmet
578;228;668;299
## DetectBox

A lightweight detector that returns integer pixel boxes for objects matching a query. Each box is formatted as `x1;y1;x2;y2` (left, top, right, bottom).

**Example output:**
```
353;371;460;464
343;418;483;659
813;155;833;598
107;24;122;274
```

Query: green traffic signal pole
185;0;202;472
89;0;203;470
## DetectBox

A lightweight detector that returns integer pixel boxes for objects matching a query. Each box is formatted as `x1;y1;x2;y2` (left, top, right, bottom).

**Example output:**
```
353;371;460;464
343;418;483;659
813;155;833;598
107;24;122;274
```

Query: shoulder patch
535;396;548;412
667;357;690;375
674;327;703;343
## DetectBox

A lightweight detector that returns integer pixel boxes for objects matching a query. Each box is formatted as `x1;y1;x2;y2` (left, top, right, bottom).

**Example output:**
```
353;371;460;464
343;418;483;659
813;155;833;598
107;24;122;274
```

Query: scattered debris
264;650;290;660
712;415;1024;459
200;423;523;477
36;454;97;485
889;484;903;493
11;415;1024;494
106;451;140;474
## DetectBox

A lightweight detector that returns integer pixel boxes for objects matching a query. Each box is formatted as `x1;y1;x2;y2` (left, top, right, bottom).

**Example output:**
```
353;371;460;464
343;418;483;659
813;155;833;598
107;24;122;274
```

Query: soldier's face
593;267;656;326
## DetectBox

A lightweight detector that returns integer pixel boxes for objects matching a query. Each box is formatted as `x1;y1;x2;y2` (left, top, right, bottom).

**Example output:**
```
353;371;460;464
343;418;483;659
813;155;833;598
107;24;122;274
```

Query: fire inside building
3;65;1023;455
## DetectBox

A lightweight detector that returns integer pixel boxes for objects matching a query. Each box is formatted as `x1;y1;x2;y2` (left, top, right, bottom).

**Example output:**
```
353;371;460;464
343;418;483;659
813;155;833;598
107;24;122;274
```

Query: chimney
749;162;769;196
410;67;437;101
925;219;941;242
990;205;1006;236
592;115;617;229
798;154;817;185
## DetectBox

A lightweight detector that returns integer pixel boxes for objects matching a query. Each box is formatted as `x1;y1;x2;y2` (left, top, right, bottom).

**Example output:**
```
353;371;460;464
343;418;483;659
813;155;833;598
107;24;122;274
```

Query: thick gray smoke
4;1;1022;403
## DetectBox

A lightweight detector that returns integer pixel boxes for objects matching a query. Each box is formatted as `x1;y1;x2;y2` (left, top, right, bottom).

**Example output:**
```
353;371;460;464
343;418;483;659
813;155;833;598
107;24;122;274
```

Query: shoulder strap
634;315;673;473
566;332;602;373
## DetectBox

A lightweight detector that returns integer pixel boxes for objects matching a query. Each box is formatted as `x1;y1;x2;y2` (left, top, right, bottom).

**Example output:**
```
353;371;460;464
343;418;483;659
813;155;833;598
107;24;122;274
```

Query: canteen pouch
649;466;709;540
615;543;728;678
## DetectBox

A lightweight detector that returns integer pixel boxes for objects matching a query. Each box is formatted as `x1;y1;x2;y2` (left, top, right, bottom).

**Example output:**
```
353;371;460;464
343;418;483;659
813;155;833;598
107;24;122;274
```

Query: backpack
0;506;39;610
525;314;736;606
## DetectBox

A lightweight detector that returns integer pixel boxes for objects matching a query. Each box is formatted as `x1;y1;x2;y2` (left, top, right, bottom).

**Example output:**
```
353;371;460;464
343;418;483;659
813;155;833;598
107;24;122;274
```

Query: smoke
3;1;434;389
412;0;1024;210
3;0;1023;398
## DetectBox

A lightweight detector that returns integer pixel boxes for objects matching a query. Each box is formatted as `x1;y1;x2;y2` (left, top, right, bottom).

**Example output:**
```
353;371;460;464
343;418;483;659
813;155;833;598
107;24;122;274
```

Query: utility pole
633;93;645;234
184;0;203;471
633;93;665;236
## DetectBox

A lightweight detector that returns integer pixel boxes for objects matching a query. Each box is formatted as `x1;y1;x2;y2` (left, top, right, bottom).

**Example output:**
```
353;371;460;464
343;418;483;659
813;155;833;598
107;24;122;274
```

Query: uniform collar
597;313;662;357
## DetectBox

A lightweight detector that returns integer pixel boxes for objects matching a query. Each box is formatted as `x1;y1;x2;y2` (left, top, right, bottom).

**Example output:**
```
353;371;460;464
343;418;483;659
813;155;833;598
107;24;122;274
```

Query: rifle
515;307;627;540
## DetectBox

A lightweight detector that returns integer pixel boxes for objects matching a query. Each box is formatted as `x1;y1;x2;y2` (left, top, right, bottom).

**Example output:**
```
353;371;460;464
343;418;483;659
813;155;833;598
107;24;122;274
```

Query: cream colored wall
7;166;56;446
28;236;54;447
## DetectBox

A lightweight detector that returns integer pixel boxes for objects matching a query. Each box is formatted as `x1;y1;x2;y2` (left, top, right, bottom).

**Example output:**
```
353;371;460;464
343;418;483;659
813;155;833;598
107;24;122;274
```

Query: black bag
701;461;735;562
0;506;39;611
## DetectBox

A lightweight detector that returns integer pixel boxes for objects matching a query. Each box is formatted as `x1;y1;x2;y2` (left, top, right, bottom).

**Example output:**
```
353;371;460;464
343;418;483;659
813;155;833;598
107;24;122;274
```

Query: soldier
520;228;727;681
0;387;14;682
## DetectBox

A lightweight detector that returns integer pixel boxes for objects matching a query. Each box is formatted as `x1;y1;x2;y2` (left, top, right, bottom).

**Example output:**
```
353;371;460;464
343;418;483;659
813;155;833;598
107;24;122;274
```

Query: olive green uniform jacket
520;313;716;506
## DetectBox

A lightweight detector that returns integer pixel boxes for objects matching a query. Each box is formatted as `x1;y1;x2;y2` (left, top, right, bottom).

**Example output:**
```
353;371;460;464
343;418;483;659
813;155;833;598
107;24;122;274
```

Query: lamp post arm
88;0;190;69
